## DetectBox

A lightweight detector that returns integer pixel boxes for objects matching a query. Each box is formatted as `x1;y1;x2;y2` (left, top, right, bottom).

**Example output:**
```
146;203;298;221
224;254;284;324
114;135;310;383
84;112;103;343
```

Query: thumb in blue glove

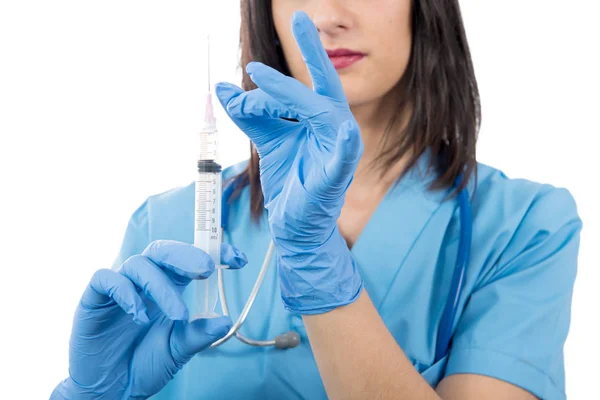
306;119;364;201
51;240;247;399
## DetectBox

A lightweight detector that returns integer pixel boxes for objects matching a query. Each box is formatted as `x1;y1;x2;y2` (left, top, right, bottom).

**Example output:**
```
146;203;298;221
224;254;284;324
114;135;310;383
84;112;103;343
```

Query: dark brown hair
235;0;480;221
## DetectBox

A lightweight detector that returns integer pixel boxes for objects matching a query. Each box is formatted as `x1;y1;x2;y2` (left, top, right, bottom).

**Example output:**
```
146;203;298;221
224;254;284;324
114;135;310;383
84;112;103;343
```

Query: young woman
52;1;581;399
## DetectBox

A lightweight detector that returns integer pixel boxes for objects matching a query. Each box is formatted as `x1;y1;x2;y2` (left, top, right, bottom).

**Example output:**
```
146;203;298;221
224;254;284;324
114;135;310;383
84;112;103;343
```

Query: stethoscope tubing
434;186;472;361
211;240;277;348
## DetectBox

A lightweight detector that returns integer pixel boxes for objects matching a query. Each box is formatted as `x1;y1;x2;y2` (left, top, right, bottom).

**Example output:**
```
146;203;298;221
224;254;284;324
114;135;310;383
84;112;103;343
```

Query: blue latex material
51;240;247;400
215;11;364;314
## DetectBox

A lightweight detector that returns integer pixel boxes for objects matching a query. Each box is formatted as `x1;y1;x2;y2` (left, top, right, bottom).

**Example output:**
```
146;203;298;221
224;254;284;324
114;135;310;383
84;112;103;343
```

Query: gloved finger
119;255;189;321
215;83;298;149
291;11;346;102
217;84;297;121
220;243;248;270
214;81;244;110
323;120;364;192
83;268;150;325
170;316;232;366
214;81;246;130
142;240;215;288
245;61;329;120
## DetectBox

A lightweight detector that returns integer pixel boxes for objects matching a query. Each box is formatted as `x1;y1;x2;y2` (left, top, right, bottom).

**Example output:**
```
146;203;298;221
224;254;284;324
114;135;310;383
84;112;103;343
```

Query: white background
1;1;598;398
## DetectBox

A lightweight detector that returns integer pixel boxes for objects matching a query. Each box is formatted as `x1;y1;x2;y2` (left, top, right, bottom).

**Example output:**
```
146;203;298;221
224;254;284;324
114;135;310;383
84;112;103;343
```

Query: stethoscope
211;175;472;364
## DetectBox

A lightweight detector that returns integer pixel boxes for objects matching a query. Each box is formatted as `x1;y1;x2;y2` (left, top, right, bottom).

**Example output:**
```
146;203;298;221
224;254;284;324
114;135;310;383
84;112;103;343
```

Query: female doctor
52;1;582;399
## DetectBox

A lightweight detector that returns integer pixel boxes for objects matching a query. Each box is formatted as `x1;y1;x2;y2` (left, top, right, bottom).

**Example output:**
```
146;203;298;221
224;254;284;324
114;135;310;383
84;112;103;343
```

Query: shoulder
444;163;582;400
469;162;582;285
134;160;249;240
472;162;580;227
144;160;248;210
112;161;249;269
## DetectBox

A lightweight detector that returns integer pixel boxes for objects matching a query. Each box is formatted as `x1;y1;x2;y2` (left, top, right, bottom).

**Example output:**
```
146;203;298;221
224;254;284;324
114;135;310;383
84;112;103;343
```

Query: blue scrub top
111;157;582;400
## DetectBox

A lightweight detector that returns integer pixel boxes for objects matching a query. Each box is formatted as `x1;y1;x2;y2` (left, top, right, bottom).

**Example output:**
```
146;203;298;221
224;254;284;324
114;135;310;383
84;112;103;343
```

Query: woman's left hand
215;11;364;314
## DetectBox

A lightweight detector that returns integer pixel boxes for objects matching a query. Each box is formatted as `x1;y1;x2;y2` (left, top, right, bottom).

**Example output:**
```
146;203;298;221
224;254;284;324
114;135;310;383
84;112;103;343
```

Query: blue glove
215;11;364;314
51;240;247;399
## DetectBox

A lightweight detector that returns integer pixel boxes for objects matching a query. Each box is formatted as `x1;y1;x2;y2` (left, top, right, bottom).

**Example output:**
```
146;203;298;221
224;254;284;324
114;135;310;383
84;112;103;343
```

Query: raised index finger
292;11;346;102
246;61;328;120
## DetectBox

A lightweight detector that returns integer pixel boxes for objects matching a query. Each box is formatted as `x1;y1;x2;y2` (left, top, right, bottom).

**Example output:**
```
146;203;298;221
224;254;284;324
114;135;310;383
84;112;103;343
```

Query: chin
342;85;380;109
340;74;398;111
338;73;373;103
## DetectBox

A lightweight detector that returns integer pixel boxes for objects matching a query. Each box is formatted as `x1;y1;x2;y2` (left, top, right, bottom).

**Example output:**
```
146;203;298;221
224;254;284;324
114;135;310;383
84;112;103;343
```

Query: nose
311;0;354;37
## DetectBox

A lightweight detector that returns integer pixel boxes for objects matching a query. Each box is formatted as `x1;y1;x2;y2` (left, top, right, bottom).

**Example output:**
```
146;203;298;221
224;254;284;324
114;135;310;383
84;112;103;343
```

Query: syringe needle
207;34;211;93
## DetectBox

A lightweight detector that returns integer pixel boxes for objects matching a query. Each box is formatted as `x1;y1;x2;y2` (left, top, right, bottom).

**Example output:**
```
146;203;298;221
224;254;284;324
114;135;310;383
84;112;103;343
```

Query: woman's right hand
51;240;248;400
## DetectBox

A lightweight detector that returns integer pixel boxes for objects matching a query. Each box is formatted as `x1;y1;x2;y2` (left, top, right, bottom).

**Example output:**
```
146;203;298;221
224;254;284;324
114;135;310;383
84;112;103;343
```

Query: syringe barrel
193;160;223;319
199;126;218;161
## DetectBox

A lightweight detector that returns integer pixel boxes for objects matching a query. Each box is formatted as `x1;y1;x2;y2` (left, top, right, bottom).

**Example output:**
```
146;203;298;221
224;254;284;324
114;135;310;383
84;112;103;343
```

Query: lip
326;49;366;70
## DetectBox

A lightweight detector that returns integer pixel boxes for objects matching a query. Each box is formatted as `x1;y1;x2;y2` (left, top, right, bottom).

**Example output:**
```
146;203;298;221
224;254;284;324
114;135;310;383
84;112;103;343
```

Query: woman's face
272;0;412;108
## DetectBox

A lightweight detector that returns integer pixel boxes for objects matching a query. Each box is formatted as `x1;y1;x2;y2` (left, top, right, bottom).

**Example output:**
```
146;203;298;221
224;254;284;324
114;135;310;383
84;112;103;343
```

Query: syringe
193;35;222;319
